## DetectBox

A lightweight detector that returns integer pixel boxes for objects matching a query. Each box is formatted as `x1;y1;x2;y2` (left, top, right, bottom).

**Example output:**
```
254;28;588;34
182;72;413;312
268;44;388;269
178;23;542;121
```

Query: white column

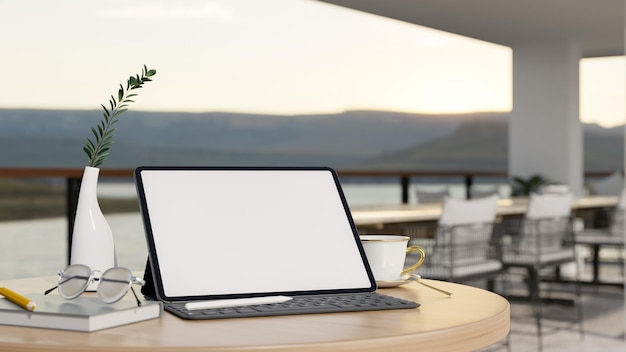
509;41;583;195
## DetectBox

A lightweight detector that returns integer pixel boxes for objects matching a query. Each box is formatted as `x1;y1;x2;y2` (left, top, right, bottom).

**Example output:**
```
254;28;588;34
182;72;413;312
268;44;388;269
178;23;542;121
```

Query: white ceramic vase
70;166;116;289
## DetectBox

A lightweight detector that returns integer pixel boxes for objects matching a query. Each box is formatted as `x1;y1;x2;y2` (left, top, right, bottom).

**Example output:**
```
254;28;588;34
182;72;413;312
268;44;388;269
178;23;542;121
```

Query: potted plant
70;65;156;281
510;174;549;197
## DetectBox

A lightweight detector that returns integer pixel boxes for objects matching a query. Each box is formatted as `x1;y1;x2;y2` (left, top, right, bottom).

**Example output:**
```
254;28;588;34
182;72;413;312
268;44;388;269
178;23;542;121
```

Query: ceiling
317;0;625;57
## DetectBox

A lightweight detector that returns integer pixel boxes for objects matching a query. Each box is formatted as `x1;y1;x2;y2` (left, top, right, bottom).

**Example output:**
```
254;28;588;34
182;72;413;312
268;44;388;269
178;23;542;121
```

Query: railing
0;167;508;233
338;170;509;202
0;167;616;263
1;167;616;219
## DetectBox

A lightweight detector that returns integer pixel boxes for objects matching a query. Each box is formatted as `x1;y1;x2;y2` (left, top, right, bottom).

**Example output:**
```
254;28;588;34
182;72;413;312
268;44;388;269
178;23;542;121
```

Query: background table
352;195;618;229
0;276;510;352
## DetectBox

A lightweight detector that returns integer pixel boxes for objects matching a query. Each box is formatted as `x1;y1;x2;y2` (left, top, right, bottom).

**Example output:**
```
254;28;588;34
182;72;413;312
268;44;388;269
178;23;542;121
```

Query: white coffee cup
360;235;425;282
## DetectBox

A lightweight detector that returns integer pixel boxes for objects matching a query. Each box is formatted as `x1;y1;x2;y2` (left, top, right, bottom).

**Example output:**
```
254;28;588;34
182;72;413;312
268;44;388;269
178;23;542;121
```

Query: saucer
376;278;411;288
376;274;420;288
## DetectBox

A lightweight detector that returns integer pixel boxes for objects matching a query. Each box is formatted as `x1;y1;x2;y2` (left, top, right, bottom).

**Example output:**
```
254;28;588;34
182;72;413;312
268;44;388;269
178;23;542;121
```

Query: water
97;183;138;199
0;214;148;280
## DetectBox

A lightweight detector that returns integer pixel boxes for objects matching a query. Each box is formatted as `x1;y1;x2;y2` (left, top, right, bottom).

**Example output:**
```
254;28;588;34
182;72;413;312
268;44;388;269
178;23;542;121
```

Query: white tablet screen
136;167;374;300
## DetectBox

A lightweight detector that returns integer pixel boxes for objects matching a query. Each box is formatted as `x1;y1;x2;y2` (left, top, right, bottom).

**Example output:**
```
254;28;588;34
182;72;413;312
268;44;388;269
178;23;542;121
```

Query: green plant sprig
510;174;549;197
83;65;157;167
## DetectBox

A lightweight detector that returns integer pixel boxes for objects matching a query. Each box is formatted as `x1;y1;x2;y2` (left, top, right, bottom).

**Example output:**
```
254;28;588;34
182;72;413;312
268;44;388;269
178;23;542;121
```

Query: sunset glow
0;0;621;126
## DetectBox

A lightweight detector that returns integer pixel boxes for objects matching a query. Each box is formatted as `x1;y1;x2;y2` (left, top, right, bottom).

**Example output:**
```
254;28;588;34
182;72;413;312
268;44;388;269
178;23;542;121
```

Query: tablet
135;166;376;302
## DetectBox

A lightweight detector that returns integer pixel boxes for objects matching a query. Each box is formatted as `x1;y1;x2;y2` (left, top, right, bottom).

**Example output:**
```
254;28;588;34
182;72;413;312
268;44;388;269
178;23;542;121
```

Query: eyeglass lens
98;267;132;303
58;264;92;300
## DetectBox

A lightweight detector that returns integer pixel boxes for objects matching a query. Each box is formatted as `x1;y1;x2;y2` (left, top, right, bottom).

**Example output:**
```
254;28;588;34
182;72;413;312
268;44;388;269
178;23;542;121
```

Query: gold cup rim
359;235;410;242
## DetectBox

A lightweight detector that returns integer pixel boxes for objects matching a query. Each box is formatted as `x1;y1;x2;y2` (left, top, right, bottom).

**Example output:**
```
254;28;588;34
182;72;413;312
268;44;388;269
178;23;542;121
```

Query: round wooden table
0;276;509;352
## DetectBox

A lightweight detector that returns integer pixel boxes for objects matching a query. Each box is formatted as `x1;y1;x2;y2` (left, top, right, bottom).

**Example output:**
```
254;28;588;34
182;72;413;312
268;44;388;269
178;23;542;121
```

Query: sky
0;0;623;127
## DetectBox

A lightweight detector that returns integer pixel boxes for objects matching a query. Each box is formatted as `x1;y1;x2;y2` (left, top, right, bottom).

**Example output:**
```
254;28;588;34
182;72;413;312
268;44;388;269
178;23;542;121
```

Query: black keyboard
165;292;419;320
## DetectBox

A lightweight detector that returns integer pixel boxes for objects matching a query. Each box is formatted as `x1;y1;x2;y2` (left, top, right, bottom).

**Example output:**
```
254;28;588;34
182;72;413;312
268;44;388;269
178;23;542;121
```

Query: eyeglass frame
44;264;146;306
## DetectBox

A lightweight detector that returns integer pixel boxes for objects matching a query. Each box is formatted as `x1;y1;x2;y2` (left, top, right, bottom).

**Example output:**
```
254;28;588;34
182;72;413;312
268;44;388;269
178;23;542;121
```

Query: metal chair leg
528;268;543;352
575;266;585;340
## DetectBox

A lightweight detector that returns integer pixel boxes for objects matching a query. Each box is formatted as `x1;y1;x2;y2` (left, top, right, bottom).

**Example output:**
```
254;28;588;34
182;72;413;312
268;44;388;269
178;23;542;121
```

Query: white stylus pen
185;295;293;310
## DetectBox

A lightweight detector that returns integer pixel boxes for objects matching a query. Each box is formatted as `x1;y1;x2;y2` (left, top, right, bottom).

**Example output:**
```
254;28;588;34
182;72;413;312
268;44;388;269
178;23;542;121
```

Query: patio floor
483;263;626;352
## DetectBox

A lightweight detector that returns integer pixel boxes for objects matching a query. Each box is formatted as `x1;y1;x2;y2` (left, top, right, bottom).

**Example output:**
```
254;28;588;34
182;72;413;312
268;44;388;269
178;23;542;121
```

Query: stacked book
0;293;162;332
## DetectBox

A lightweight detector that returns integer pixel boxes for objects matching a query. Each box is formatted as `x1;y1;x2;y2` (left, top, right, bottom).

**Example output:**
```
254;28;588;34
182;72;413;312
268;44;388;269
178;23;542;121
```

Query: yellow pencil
0;287;36;311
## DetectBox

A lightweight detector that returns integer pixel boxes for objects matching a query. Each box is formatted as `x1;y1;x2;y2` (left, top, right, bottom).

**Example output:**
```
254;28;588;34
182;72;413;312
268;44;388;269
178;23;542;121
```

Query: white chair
412;195;502;285
501;192;583;351
470;185;500;199
415;187;450;204
575;187;625;285
540;184;570;194
587;171;624;196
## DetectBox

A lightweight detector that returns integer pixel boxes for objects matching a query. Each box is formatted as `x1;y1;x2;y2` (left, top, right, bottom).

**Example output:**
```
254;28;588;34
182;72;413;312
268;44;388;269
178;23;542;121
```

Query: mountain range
0;108;623;172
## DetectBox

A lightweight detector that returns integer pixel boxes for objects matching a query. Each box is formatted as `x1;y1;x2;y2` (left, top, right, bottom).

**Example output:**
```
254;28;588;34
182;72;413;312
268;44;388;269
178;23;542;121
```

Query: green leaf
102;134;115;145
101;104;110;117
84;65;156;167
92;156;105;168
112;108;128;118
90;127;99;142
103;127;117;137
95;152;109;163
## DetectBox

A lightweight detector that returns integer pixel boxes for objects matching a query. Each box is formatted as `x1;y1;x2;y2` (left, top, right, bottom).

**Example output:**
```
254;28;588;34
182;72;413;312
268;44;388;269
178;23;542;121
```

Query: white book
0;293;162;332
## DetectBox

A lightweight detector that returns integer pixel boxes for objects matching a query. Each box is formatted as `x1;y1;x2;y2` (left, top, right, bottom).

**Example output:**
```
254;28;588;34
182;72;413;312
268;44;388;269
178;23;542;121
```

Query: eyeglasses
44;264;146;306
